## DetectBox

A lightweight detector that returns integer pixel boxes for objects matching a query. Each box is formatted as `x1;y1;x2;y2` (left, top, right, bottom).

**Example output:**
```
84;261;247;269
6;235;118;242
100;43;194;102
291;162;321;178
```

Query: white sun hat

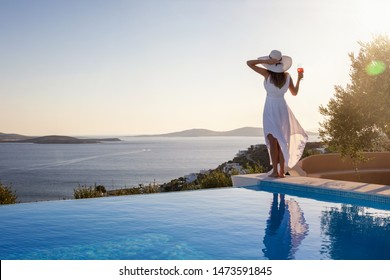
258;50;292;73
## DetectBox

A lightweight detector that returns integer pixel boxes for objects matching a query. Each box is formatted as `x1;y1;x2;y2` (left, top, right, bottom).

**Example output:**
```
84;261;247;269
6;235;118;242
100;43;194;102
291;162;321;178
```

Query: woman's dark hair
268;71;287;89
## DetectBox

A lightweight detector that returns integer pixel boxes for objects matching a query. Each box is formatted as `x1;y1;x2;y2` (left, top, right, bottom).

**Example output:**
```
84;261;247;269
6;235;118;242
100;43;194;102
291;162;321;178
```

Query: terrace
232;152;390;204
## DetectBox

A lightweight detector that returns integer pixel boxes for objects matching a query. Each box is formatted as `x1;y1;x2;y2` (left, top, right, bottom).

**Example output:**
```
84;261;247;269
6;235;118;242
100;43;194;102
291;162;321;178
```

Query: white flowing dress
263;74;308;169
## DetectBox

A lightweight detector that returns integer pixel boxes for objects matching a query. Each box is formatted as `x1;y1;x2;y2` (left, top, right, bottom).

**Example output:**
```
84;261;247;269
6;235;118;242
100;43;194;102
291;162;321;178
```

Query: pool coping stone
232;174;390;204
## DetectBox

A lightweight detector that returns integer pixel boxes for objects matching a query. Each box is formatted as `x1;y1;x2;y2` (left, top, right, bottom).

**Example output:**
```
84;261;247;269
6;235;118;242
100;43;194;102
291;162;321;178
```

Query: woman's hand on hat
265;58;280;65
256;57;279;65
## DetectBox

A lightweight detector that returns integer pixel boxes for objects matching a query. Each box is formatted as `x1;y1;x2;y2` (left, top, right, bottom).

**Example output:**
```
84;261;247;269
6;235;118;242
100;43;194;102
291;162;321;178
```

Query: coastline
1;132;322;204
104;141;324;196
2;141;324;204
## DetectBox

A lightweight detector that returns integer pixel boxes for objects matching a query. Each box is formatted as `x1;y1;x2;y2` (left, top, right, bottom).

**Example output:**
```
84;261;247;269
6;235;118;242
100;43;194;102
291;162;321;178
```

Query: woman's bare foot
268;171;279;178
278;169;286;178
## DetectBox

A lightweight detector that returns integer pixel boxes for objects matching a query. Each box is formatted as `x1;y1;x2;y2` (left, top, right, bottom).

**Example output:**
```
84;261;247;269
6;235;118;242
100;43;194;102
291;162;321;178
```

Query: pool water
1;186;389;260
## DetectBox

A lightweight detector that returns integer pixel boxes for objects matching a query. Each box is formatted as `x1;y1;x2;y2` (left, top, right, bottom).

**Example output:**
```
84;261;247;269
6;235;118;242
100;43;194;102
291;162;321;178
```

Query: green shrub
199;170;232;189
181;183;202;191
244;162;265;174
160;178;186;192
108;187;143;196
0;182;18;204
106;182;161;196
141;183;160;194
95;185;107;194
74;184;105;199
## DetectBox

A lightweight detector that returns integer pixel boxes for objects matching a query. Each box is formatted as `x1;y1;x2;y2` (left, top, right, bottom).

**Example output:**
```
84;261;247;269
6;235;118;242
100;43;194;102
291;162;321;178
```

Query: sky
1;0;389;136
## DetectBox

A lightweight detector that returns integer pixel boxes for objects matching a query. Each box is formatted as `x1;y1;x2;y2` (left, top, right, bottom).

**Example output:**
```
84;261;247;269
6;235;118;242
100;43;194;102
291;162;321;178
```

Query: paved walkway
232;173;390;204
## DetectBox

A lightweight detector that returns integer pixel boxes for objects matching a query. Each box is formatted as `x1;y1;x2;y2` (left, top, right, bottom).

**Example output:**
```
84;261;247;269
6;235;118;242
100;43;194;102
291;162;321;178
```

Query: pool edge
232;173;390;204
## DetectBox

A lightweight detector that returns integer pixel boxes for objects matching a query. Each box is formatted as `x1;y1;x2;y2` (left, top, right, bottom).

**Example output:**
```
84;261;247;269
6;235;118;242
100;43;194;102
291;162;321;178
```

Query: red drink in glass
297;67;304;73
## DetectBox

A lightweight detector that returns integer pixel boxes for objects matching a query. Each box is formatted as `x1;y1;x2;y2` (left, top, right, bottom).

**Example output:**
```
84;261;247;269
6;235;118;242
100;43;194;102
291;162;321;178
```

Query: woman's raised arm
246;58;279;77
288;72;304;96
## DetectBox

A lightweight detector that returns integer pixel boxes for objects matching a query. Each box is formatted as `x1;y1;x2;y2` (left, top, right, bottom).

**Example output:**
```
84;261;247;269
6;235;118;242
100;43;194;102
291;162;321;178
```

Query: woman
247;50;308;178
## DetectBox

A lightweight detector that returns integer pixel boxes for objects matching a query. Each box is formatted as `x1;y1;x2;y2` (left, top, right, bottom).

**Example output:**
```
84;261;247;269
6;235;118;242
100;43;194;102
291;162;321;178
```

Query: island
0;133;121;144
135;127;318;137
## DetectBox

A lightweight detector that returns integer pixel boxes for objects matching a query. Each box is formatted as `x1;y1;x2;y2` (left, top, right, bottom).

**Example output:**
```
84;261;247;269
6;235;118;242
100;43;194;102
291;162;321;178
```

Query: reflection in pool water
320;204;390;259
263;194;309;259
261;191;390;260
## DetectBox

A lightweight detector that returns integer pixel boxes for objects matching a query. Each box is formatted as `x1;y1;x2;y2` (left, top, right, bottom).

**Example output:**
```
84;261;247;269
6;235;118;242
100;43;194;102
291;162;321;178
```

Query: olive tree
319;35;390;160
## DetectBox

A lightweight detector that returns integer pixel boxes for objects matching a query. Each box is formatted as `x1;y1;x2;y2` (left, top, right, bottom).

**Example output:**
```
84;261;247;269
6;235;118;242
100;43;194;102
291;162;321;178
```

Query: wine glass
297;64;304;73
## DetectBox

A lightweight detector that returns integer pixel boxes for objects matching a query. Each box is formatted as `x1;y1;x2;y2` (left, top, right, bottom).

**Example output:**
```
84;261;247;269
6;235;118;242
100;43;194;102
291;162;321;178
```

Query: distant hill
17;135;101;144
0;133;120;144
136;127;261;137
137;127;319;137
0;132;33;142
1;127;319;142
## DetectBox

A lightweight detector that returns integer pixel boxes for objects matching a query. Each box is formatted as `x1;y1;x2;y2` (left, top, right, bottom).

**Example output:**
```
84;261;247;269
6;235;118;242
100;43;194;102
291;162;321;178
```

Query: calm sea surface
0;137;268;202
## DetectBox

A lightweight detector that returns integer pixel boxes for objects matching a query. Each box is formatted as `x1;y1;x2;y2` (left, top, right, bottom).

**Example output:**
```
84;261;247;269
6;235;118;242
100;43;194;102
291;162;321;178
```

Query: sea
0;136;319;203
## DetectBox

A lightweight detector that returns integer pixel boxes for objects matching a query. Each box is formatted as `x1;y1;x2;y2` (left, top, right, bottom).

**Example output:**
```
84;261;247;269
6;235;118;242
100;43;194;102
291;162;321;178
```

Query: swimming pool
1;184;389;260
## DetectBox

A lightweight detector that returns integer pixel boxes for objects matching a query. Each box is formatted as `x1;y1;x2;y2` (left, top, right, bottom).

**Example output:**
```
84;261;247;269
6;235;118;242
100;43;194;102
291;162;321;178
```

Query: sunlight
366;60;387;76
355;0;390;77
356;0;390;32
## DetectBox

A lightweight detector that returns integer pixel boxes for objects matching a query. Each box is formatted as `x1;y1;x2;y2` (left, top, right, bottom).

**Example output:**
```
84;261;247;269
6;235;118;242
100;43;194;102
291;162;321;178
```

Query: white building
236;150;247;157
184;173;198;183
223;163;244;174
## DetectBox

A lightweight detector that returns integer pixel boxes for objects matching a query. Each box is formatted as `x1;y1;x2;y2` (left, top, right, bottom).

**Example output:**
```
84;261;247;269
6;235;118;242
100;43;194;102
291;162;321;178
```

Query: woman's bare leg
277;142;285;177
267;134;279;177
